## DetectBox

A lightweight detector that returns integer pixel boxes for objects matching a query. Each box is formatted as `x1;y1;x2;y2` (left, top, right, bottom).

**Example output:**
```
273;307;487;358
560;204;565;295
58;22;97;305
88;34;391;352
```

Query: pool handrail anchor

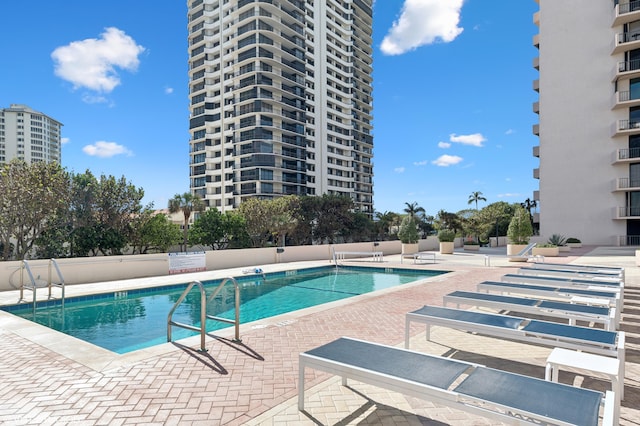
167;277;242;352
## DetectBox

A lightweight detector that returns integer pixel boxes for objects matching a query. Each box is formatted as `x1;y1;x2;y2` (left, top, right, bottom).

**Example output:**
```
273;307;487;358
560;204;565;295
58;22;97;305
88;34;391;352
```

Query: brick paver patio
0;247;638;425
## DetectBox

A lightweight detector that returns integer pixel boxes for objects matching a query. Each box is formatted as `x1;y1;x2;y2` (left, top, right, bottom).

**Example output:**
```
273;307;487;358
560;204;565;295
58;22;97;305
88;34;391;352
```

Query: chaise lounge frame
443;290;618;331
299;337;616;425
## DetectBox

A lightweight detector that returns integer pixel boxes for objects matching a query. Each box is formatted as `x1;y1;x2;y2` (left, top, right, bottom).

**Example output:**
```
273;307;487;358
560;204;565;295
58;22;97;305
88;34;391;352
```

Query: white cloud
52;27;145;93
413;160;428;166
432;154;463;167
394;167;405;173
505;128;515;135
449;133;486;147
83;141;133;158
61;137;70;145
497;192;520;198
381;0;464;55
438;141;451;149
165;86;174;94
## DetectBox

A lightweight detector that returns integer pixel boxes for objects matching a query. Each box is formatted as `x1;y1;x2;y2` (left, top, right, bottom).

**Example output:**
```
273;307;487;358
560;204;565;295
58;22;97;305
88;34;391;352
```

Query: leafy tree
267;196;299;247
398;216;419;244
468;191;487;210
0;159;70;260
189;208;225;250
476;201;515;242
236;198;272;247
312;194;354;244
346;211;374;242
373;210;399;240
507;205;533;244
168;192;205;251
435;210;462;234
130;212;181;254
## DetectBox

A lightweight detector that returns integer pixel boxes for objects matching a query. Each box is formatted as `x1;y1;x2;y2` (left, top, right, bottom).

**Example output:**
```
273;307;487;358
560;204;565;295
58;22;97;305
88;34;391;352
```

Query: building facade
0;104;62;165
533;0;640;245
186;0;374;216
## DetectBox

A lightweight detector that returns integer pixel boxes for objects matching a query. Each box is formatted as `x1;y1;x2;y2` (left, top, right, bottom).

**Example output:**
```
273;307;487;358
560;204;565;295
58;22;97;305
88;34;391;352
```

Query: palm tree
168;192;205;251
403;201;425;219
468;191;487;210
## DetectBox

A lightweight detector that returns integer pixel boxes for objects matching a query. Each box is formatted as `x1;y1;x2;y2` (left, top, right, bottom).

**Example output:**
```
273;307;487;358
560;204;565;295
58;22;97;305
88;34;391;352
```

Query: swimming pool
2;266;444;354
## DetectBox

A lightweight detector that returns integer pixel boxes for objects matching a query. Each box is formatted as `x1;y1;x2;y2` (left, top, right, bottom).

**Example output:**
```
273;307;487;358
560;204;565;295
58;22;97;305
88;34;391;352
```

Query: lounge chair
299;337;616;425
483;242;542;266
518;266;623;282
529;262;624;280
443;290;618;331
404;305;625;380
476;280;622;314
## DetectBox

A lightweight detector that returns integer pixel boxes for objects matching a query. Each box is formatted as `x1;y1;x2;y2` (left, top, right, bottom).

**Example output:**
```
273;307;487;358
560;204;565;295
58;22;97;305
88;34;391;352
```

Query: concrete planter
567;242;582;248
532;246;560;257
559;245;571;253
463;244;480;251
439;242;454;254
507;244;529;262
401;243;419;255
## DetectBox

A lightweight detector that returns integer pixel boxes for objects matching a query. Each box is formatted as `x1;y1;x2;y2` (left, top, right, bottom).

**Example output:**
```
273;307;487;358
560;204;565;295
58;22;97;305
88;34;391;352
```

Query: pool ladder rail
19;259;66;308
167;277;242;352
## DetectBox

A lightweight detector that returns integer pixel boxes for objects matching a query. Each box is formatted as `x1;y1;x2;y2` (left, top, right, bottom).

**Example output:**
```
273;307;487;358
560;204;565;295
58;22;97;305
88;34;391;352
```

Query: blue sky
0;0;539;217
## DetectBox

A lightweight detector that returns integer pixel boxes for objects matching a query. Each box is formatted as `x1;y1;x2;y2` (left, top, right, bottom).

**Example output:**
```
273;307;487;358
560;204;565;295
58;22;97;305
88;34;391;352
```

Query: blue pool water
3;266;444;354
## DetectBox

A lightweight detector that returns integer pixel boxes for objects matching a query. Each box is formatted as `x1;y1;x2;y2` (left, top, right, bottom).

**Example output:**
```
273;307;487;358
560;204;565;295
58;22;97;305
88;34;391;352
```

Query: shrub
566;237;581;243
398;216;419;244
507;206;533;244
547;234;567;246
537;243;557;248
438;229;456;242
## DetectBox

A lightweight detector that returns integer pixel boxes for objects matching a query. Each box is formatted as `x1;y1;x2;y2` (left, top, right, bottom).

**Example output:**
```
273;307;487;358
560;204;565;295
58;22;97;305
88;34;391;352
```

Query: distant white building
0;104;62;165
533;1;640;245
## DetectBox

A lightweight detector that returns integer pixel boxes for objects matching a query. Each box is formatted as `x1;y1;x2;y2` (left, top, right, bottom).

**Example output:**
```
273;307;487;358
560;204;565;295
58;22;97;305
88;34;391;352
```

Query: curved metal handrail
167;277;242;352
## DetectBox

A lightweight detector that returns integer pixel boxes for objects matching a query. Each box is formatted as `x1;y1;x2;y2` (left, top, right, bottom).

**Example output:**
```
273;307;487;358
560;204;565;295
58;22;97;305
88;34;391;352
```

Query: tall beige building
186;0;374;216
533;0;640;245
0;104;62;165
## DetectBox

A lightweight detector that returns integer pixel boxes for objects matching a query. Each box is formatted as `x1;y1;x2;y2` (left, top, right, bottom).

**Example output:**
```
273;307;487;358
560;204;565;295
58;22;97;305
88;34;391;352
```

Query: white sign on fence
168;251;206;274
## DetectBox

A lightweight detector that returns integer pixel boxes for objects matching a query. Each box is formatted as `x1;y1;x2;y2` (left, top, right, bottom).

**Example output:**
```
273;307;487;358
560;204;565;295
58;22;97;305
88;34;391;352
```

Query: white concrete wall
0;237;457;292
537;0;626;244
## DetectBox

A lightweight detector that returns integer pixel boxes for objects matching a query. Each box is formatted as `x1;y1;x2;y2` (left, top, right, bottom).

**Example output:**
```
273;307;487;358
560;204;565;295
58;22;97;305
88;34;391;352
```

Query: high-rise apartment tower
533;0;640;245
0;104;62;165
187;0;374;215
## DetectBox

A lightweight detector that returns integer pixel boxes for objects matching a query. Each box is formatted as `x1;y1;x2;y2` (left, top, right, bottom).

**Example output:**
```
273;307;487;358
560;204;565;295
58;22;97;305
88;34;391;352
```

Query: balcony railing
618;235;640;246
614;0;640;26
615;177;640;190
618;0;640;15
616;147;640;161
616;206;640;217
616;119;640;131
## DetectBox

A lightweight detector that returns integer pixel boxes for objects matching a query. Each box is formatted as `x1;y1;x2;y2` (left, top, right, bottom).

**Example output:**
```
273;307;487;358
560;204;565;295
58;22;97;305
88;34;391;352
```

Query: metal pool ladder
19;259;66;309
167;277;241;352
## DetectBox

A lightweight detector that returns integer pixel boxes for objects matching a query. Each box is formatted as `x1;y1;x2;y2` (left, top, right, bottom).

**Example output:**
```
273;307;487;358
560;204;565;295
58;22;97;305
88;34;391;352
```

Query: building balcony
533;56;539;70
533;145;540;157
532;123;539;135
533;34;539;49
533;79;539;92
614;59;640;81
613;177;640;191
614;206;640;219
613;147;640;163
533;212;540;224
533;190;540;201
532;101;539;113
533;168;539;179
613;0;640;27
612;31;640;54
533;11;540;26
612;89;640;109
612;119;640;136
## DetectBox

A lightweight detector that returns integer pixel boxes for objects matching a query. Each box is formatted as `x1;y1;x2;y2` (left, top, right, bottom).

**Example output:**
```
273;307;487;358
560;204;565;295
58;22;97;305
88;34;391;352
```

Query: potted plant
566;237;582;248
398;216;419;255
533;243;560;257
548;234;570;252
463;238;480;251
506;206;533;261
438;229;456;254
